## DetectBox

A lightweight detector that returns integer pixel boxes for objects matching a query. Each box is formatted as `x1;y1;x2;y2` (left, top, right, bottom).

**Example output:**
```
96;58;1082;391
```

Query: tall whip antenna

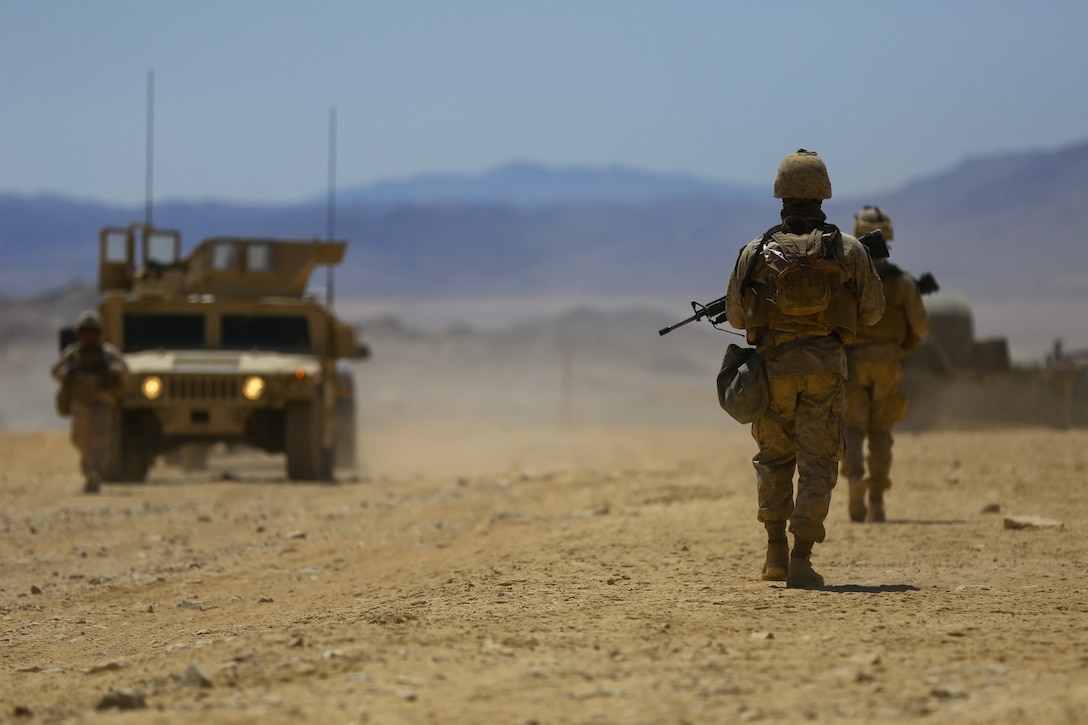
326;105;337;305
145;69;155;228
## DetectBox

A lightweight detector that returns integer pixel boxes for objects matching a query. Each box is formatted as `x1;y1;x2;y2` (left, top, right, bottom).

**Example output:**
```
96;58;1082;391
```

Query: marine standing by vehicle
51;311;129;493
724;150;885;588
841;206;930;523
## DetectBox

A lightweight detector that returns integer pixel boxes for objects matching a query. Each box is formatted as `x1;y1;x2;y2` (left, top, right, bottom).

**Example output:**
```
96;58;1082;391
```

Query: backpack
760;226;844;316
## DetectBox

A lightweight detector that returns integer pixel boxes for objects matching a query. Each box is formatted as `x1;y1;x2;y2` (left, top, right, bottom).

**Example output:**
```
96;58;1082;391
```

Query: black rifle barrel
658;315;698;336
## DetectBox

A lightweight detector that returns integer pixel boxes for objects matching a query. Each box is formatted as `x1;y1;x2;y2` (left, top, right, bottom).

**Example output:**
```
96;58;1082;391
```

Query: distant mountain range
2;141;1087;305
334;161;765;205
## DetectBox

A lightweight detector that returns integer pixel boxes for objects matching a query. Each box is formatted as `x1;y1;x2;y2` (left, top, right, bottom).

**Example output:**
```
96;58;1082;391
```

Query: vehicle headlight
242;376;266;401
141;375;163;400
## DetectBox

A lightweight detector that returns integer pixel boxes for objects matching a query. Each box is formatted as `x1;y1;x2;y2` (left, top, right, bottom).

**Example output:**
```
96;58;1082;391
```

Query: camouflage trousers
70;400;115;482
752;372;845;544
841;349;907;492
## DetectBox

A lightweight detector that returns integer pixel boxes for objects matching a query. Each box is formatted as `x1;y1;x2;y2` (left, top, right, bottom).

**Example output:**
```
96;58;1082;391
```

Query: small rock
13;705;32;717
86;661;125;674
1003;515;1063;530
288;636;304;648
394;688;418;702
931;683;967;700
96;689;147;711
490;510;527;524
980;503;1001;514
177;599;203;611
283;530;307;540
749;631;774;640
257;594;274;603
30;585;42;595
177;664;214;689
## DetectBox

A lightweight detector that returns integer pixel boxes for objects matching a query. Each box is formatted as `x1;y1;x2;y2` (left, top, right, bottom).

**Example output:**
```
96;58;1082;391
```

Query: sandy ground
2;421;1087;724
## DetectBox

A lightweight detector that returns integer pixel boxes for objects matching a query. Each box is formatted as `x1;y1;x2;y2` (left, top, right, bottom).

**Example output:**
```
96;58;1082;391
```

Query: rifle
658;229;890;337
658;296;729;336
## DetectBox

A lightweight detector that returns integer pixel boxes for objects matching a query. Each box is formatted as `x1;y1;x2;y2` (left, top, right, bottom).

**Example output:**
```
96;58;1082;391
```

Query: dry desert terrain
2;421;1087;723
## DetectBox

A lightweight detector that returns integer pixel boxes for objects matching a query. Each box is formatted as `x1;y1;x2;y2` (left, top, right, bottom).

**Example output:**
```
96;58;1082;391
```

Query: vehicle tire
334;397;357;470
106;437;151;483
105;413;152;483
285;400;331;481
121;446;151;482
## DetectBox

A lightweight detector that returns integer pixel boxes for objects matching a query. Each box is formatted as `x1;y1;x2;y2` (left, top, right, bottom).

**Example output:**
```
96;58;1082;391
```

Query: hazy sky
3;0;1087;204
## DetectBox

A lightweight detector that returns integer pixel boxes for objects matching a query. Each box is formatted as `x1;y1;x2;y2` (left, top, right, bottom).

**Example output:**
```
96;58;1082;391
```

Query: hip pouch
716;344;770;424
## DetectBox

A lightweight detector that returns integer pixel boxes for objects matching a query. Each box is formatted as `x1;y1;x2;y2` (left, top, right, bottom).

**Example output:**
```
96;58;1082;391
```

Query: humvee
902;295;1086;429
64;224;367;482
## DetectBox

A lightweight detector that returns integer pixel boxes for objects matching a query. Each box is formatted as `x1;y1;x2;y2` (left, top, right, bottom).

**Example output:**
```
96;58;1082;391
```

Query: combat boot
848;476;867;523
761;521;789;581
762;540;789;582
867;490;885;523
786;555;824;589
786;540;824;589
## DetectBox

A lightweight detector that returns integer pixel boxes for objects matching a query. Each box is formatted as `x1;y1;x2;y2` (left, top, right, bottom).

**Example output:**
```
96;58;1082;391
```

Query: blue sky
2;0;1087;204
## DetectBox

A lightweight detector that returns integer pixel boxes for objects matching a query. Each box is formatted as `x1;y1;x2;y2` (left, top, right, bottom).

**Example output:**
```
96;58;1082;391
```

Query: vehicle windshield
221;314;311;351
124;313;205;352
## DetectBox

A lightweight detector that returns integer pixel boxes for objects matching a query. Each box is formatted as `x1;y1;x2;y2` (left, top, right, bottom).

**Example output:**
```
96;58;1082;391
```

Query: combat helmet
76;310;102;332
854;205;894;241
773;149;832;200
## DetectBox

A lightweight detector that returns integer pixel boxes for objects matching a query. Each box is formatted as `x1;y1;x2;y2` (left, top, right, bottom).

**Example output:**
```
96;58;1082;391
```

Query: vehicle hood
123;349;323;377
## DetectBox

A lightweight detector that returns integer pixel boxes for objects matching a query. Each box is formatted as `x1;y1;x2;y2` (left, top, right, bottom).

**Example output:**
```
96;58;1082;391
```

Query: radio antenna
145;69;155;228
325;105;337;305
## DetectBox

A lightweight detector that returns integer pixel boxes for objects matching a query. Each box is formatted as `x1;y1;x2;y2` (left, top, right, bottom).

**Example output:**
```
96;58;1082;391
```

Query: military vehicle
63;223;367;482
902;295;1086;429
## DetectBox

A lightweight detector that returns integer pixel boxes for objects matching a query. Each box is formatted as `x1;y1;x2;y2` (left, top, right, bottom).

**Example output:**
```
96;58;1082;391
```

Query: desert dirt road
1;422;1087;723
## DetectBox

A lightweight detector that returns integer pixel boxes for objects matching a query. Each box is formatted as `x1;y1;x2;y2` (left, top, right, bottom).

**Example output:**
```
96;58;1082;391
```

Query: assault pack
755;223;846;316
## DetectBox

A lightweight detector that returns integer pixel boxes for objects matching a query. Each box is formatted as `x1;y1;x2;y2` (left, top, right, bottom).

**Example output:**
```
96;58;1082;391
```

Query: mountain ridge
2;139;1087;305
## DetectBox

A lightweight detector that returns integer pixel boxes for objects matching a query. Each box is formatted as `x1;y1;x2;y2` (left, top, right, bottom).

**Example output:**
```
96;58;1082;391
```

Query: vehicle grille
167;375;240;401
